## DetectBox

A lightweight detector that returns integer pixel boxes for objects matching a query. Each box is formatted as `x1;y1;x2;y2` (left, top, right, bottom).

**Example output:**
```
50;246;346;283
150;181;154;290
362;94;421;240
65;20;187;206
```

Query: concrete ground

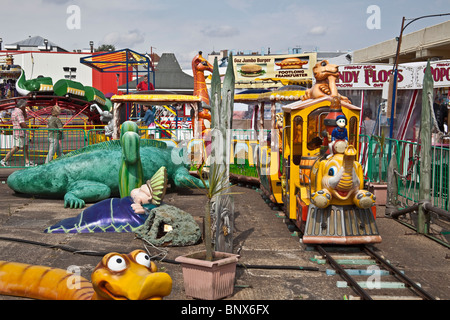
0;168;448;306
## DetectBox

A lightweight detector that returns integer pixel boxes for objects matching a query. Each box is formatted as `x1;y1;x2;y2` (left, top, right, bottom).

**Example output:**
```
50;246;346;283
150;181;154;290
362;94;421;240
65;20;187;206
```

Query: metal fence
359;134;450;211
137;128;193;143
0;128;87;167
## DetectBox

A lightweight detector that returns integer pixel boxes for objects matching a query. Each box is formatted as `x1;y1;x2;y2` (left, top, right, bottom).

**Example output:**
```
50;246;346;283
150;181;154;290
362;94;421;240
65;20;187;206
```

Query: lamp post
90;41;94;53
389;13;450;140
44;38;48;51
389;13;450;235
0;38;2;51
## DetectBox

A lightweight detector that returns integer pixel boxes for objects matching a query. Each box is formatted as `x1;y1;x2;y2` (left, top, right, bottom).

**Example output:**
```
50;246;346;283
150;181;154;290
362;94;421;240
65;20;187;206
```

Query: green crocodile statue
7;136;206;209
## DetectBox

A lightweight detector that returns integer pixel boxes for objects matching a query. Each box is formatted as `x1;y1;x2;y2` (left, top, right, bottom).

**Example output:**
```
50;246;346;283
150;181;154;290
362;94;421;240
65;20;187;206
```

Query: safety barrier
0;128;86;167
359;134;390;183
359;134;450;211
86;129;111;145
137;128;193;144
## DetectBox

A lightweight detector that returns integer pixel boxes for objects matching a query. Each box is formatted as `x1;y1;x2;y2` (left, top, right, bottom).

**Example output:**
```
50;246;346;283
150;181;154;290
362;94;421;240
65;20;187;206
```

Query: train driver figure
330;114;348;154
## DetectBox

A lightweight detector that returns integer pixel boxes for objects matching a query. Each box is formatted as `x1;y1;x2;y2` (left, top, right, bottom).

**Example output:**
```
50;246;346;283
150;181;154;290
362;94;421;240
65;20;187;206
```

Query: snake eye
107;255;127;272
328;166;337;176
135;252;151;268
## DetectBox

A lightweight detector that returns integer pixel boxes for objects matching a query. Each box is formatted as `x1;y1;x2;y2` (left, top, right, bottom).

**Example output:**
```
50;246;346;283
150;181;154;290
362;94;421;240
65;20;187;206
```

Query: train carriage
256;87;306;204
258;93;382;245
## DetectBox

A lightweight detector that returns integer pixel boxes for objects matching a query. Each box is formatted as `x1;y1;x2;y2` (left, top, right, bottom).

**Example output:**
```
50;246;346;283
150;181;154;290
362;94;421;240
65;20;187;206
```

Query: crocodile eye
328;166;337;176
135;252;151;268
107;255;127;272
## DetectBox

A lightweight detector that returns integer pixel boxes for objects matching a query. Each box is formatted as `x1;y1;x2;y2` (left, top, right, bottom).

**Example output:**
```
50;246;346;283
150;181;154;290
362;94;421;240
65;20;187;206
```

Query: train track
313;244;436;300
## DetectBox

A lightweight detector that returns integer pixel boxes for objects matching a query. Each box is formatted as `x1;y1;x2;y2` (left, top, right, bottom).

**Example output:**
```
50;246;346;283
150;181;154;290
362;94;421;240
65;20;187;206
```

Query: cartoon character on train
307;99;375;212
310;112;376;210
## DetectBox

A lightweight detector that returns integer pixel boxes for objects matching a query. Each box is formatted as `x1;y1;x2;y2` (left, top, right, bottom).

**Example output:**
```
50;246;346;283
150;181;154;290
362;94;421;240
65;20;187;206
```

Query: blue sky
1;0;449;68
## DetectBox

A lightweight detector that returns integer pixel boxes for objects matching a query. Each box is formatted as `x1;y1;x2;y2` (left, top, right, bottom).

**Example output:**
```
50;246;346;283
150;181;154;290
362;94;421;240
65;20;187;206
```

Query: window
307;107;329;151
349;116;358;146
292;116;303;165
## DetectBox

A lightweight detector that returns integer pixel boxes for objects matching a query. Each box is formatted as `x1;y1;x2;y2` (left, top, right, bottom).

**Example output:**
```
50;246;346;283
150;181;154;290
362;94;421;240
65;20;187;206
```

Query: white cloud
101;30;145;48
308;26;328;36
202;25;240;38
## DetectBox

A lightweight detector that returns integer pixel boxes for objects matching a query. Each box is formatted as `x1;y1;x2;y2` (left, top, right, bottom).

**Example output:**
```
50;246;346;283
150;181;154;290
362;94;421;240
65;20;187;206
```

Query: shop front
336;60;450;141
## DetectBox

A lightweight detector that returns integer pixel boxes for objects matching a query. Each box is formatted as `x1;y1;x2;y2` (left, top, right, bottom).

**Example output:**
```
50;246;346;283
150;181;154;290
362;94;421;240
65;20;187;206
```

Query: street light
389;13;450;140
90;41;94;53
0;38;2;51
44;38;48;51
387;13;450;235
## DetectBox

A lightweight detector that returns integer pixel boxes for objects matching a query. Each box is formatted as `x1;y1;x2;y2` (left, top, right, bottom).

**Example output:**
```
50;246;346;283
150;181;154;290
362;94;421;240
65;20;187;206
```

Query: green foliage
96;44;116;52
196;164;238;261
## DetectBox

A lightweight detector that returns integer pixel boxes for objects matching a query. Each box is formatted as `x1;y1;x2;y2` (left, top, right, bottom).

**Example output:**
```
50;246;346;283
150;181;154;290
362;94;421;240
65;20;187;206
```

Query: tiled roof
10;36;59;48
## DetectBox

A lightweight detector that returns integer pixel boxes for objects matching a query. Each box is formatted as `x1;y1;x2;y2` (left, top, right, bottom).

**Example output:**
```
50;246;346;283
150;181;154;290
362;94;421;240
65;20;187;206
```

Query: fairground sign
232;53;317;89
336;60;450;90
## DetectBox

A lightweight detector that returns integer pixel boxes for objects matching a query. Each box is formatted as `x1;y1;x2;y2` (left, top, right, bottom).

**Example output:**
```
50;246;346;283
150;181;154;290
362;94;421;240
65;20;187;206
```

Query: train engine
269;94;382;245
304;143;381;244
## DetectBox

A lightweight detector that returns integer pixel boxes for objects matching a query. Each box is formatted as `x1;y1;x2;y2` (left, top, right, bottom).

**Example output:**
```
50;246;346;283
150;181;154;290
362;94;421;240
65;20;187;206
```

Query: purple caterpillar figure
45;167;167;233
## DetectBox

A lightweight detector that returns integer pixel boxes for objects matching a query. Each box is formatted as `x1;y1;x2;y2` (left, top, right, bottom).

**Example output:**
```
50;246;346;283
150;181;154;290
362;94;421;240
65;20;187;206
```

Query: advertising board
232;53;317;89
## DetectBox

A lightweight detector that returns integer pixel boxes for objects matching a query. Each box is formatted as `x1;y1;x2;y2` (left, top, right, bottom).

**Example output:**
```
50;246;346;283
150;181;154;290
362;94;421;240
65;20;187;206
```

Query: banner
232;53;317;89
336;60;450;90
415;60;450;89
336;64;415;90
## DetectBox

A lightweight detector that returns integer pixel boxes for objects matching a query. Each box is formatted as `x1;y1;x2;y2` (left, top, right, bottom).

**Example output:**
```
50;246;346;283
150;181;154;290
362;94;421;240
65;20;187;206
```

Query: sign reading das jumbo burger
232;53;317;88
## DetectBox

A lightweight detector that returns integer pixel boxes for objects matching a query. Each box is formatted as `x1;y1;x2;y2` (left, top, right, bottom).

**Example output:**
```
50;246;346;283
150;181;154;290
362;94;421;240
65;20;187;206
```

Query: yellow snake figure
0;250;172;300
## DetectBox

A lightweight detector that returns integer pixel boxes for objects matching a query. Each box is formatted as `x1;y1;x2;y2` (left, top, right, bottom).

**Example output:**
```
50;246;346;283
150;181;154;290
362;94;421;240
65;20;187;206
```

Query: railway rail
313;244;436;300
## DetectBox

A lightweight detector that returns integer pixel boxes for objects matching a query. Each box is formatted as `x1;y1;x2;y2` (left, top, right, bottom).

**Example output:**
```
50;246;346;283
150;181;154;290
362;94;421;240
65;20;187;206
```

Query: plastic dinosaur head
91;250;172;300
192;51;213;73
313;60;340;81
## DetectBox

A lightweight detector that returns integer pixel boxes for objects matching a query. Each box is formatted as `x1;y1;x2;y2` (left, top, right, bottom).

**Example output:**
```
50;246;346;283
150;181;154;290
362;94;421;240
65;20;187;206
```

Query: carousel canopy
80;49;152;73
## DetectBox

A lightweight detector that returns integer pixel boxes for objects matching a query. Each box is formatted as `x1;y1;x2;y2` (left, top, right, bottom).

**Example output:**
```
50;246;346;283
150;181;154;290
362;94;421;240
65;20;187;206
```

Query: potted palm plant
175;164;240;300
175;53;240;300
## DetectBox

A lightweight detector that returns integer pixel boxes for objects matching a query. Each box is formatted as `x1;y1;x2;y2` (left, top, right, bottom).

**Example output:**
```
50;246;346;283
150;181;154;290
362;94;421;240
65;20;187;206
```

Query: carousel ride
0;56;112;129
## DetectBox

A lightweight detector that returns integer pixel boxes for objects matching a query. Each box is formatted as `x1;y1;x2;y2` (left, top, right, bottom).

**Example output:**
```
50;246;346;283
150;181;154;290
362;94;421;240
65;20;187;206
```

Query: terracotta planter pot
175;251;240;300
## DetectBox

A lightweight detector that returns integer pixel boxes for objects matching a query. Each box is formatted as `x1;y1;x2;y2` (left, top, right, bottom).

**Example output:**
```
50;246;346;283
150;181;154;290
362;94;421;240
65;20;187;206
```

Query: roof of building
353;20;450;64
6;36;68;52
